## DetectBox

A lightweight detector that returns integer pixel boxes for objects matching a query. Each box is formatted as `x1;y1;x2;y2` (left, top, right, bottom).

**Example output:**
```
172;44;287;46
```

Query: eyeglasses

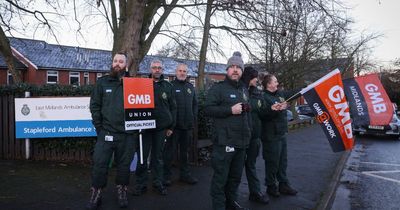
151;66;162;70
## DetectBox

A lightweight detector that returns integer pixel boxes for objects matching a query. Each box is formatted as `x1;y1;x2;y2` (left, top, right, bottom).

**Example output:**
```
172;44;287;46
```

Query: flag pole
139;129;143;164
284;92;302;103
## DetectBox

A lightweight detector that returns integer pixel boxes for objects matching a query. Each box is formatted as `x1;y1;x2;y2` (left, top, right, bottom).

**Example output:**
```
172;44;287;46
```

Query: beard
176;75;187;81
110;66;125;78
152;72;162;80
228;73;240;81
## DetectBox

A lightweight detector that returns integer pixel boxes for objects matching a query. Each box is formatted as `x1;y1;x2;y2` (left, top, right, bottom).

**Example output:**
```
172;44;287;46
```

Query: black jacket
248;86;264;139
259;89;299;138
171;79;198;130
204;77;252;148
90;75;134;133
151;74;177;130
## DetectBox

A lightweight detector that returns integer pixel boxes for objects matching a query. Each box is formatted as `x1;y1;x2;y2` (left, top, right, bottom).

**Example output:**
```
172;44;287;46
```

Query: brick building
0;37;227;86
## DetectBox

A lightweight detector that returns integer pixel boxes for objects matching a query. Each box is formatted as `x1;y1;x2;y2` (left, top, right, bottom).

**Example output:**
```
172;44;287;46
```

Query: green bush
0;83;94;96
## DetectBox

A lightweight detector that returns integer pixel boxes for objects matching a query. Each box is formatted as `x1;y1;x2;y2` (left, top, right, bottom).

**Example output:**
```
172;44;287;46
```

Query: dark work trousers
135;129;166;187
261;134;289;186
210;145;246;210
245;137;262;194
163;128;192;180
91;130;138;188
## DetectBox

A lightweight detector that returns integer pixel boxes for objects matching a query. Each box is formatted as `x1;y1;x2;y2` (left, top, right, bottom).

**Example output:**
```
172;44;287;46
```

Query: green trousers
135;129;166;187
91;130;137;188
210;145;246;210
261;134;289;186
163;129;192;180
245;137;261;193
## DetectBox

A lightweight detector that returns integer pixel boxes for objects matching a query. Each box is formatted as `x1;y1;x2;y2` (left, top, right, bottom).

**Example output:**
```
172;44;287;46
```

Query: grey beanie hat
226;51;244;70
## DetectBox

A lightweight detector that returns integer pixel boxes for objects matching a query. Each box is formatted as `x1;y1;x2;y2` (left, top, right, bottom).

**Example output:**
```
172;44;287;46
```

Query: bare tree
156;39;200;60
86;0;180;76
243;0;379;85
0;0;63;83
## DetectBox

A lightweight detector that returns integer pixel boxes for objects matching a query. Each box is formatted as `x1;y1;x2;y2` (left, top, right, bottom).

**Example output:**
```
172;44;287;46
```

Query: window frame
96;73;103;80
69;71;80;86
189;77;196;87
83;72;89;85
47;70;59;84
7;71;14;85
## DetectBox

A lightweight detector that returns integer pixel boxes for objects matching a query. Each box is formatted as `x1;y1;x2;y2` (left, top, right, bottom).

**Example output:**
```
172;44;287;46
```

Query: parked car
287;110;312;121
287;110;294;121
353;109;400;139
296;104;314;116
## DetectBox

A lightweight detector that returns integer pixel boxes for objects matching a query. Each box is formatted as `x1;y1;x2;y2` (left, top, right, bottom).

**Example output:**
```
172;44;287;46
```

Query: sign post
123;78;155;164
24;91;31;159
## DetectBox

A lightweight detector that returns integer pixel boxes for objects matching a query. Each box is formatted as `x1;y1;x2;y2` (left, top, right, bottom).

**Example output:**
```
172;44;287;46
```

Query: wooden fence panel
0;96;5;159
4;95;10;159
0;93;193;164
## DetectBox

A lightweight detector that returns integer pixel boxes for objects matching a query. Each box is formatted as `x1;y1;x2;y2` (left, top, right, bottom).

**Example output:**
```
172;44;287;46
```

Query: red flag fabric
343;74;394;126
301;69;354;152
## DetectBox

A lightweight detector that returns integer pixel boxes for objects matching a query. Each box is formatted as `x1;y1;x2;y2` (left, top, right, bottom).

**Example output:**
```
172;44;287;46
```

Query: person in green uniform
259;74;298;197
240;66;269;204
133;59;177;196
163;63;198;186
86;52;138;209
205;52;251;210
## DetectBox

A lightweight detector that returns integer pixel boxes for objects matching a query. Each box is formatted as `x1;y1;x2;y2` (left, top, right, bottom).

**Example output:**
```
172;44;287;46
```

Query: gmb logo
316;111;330;123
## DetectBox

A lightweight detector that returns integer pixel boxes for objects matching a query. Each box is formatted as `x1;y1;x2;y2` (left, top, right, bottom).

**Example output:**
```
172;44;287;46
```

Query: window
7;71;14;85
84;72;89;85
96;73;103;80
69;72;80;86
47;71;58;84
189;77;196;87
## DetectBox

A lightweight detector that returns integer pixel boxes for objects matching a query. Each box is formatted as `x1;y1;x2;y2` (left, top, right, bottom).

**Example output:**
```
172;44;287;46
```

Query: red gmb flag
123;78;155;109
343;74;394;127
300;69;354;152
123;77;156;130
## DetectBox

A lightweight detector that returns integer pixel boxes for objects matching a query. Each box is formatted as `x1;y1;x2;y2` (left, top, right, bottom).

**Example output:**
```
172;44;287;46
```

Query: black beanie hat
241;66;258;86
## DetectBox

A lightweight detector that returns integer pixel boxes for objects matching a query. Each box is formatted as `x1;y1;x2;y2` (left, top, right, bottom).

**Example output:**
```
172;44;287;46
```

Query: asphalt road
0;124;343;210
331;134;400;210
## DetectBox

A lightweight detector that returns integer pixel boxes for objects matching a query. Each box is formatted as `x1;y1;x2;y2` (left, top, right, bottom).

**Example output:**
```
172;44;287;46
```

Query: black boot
152;184;167;195
163;178;172;187
266;184;280;197
279;182;298;195
226;201;249;210
116;185;128;208
249;191;269;204
86;187;102;210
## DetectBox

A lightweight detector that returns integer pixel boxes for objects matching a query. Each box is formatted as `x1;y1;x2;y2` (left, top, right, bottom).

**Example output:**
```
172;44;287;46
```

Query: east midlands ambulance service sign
15;97;96;138
123;78;156;130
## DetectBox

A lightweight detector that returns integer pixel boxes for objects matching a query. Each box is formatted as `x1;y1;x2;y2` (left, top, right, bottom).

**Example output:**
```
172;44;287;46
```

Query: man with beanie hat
241;67;269;204
205;52;251;210
226;51;245;71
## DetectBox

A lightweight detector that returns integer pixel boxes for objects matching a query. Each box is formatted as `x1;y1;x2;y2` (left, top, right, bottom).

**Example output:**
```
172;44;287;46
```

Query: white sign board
15;97;96;138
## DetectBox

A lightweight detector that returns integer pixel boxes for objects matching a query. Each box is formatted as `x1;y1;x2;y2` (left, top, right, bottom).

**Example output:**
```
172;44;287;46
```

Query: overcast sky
7;0;400;66
348;0;400;65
